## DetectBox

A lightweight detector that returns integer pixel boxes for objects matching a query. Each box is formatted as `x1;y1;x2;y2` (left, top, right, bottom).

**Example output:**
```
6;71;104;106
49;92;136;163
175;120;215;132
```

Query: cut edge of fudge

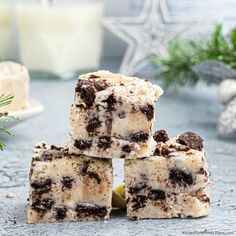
68;135;157;159
70;103;155;140
28;142;113;224
126;188;211;220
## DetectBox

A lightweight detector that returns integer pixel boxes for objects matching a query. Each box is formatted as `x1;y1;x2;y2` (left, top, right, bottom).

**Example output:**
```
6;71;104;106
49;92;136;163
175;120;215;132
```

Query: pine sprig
0;94;14;107
151;24;236;88
0;94;14;151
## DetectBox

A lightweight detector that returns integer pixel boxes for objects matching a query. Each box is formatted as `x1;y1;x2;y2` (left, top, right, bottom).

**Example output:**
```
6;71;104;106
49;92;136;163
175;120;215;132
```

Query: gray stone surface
0;75;236;236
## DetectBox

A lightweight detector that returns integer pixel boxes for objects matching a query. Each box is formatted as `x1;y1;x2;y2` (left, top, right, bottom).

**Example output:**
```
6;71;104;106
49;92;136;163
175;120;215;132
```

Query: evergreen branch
0;94;14;107
0;142;6;151
151;24;236;88
0;126;13;136
0;94;15;150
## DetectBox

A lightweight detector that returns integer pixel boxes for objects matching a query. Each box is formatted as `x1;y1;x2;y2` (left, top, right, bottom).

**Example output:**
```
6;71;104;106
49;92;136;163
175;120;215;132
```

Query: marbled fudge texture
69;70;163;159
125;131;211;219
28;142;113;224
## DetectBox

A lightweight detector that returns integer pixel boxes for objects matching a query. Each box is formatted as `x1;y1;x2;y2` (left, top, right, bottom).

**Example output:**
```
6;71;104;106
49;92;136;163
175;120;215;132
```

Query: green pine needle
0;94;15;151
151;24;236;88
0;94;14;107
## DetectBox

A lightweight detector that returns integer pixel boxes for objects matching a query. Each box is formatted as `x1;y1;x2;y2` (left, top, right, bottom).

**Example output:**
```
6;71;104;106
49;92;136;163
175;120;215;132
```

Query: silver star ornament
103;0;202;76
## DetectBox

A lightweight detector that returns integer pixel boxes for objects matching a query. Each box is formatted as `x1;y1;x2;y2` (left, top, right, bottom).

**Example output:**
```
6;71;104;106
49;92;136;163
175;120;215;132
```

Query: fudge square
124;131;211;219
69;70;163;159
28;142;113;224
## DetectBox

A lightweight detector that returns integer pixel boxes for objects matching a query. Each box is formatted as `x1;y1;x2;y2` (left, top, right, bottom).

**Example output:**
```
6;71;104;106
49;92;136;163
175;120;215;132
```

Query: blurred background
1;0;236;74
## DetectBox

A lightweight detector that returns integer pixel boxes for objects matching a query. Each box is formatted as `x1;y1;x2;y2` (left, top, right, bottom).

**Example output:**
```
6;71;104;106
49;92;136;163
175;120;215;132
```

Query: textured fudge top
74;70;163;108
152;131;206;171
0;61;29;80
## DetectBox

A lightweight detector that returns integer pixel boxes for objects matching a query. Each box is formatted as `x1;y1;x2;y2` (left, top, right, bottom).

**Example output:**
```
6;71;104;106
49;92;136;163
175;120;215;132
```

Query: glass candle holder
15;0;104;80
0;0;12;60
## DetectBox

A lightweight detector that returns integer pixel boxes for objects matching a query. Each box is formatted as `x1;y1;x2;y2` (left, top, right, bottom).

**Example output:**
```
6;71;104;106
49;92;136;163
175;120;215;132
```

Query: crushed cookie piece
75;80;96;108
177;131;203;151
140;104;154;121
169;169;193;186
31;178;52;193
55;206;67;220
129;132;149;142
74;139;92;150
122;145;131;153
31;198;55;213
75;205;107;217
131;195;147;210
86;117;102;133
102;93;117;111
61;176;74;189
148;189;166;200
97;136;112;149
153;130;169;143
89;74;100;79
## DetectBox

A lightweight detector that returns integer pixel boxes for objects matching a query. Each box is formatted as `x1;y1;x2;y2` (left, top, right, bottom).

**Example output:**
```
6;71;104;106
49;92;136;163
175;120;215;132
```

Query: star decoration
103;0;206;76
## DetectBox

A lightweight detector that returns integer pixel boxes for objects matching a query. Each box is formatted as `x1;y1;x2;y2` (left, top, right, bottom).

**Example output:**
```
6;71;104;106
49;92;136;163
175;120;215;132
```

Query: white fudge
0;61;29;112
126;188;210;220
69;70;163;158
28;142;113;224
68;135;157;159
124;131;211;219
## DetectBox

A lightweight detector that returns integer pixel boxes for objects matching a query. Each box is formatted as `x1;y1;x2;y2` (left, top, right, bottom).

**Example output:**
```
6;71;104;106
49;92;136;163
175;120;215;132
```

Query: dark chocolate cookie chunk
88;74;100;79
128;183;146;194
75;80;96;108
129;132;149;142
93;80;108;91
61;176;74;189
55;206;67;220
122;145;131;153
50;145;63;151
102;93;117;111
153;130;169;143
131;195;147;210
97;136;112;149
148;189;166;201
86;117;102;133
81;160;101;183
74;139;92;150
169;169;193;186
177;131;203;151
31;198;55;213
31;178;52;193
75;205;107;217
140;104;154;121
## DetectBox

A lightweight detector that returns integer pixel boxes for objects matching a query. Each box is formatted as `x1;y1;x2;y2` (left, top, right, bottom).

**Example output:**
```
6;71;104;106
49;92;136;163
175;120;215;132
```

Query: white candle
15;0;104;77
0;2;11;60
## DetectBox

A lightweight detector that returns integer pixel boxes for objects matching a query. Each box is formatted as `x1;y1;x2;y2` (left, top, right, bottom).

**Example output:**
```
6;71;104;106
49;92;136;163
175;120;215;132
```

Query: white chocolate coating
126;188;210;219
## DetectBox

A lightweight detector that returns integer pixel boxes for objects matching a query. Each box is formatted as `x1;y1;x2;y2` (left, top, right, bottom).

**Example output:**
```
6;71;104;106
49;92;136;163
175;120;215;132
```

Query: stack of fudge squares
28;71;211;224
